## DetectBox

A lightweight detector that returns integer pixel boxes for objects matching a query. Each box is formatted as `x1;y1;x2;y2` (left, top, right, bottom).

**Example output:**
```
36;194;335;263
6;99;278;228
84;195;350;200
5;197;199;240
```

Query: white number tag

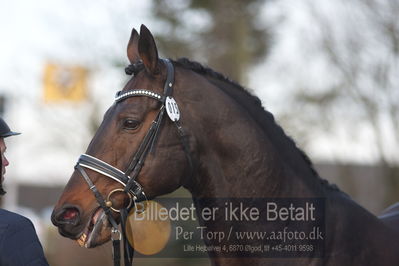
165;97;180;121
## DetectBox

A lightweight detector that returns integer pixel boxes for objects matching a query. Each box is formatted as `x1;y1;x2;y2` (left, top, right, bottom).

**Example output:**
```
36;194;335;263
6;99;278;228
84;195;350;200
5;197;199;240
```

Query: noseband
74;59;193;266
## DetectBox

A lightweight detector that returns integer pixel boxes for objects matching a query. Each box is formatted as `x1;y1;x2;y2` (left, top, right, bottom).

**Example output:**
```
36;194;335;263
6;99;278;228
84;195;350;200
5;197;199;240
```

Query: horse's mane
174;57;340;192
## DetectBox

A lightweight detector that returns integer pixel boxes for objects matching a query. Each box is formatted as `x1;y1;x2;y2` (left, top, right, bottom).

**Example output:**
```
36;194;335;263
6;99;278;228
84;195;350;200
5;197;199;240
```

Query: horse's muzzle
51;205;83;239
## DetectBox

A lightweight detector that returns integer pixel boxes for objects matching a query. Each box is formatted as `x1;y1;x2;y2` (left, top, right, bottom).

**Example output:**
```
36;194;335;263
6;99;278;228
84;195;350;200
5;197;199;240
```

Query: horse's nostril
62;208;79;220
52;206;80;226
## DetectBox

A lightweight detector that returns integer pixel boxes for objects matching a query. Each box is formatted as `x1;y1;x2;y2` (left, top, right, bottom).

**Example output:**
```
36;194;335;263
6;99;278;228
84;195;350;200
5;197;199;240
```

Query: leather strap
120;208;134;266
174;121;194;186
79;154;129;185
77;155;145;202
124;107;165;177
112;238;121;266
163;59;174;98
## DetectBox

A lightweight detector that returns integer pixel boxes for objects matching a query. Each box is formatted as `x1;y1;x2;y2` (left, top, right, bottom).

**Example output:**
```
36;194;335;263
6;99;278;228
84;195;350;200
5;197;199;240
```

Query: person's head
0;117;20;195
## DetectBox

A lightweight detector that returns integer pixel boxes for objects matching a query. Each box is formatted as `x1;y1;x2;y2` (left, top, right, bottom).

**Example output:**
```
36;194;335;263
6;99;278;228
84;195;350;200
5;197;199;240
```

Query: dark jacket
0;209;49;266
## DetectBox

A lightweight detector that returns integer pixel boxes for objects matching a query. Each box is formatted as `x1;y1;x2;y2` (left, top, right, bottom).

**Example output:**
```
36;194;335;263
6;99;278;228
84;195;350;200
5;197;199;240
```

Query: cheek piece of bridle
74;59;193;266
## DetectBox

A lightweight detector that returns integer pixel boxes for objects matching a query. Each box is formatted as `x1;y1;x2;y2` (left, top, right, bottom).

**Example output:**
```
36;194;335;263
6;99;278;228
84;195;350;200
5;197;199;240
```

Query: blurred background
0;0;398;265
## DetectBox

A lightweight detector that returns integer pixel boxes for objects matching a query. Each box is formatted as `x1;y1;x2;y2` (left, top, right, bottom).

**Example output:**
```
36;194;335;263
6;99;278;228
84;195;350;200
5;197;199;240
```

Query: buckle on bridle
111;227;122;241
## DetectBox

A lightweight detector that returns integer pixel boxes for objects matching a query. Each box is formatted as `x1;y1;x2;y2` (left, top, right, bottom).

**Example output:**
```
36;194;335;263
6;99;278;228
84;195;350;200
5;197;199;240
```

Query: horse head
51;25;197;248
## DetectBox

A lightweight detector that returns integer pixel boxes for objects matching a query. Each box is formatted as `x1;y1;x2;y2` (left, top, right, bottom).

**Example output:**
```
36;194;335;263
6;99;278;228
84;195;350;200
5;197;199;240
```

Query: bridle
74;59;193;266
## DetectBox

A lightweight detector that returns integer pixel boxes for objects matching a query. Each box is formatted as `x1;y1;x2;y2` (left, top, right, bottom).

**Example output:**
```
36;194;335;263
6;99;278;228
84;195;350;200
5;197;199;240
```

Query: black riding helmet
0;117;20;138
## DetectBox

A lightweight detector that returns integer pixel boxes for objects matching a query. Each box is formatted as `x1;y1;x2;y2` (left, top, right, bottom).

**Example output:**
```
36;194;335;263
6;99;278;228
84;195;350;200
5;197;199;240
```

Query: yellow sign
43;63;88;102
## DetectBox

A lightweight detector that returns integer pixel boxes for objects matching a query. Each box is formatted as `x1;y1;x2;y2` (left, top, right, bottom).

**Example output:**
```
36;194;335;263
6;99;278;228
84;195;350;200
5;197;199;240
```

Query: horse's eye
123;119;140;130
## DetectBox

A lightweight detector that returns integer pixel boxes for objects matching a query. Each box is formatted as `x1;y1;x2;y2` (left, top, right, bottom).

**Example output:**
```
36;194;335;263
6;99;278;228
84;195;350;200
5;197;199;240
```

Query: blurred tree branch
151;0;271;84
282;0;399;205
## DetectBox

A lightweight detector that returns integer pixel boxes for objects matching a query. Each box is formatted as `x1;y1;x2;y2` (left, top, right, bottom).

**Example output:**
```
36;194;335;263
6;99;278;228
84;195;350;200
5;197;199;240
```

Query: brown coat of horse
52;25;399;266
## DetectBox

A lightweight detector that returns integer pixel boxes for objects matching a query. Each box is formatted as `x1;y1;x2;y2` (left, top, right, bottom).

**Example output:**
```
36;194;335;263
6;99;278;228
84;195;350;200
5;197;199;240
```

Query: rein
74;59;193;266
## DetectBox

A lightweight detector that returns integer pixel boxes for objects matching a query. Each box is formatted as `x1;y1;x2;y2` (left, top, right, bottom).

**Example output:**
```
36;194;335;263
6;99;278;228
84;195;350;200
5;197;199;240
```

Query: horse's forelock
125;61;144;76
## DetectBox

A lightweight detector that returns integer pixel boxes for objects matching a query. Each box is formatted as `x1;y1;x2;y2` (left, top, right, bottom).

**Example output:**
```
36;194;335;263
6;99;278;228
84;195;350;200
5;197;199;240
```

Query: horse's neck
185;76;324;199
177;70;399;265
178;72;399;265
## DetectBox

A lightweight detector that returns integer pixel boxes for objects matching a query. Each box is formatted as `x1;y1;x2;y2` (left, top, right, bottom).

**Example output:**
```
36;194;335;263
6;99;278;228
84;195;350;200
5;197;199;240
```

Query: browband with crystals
115;89;162;102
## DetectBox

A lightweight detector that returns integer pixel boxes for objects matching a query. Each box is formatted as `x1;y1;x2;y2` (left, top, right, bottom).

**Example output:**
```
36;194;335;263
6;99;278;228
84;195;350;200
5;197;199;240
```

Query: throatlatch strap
174;121;194;185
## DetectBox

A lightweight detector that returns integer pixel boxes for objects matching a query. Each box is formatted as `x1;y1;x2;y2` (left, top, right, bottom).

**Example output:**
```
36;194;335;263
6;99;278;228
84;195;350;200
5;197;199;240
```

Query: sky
0;0;396;186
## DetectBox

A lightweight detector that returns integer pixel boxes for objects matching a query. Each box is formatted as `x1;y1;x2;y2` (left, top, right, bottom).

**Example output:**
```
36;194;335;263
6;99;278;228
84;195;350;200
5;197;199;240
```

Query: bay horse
52;25;399;265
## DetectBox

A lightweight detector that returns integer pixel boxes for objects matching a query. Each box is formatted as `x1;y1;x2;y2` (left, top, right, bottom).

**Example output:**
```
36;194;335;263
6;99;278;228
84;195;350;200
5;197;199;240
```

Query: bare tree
273;0;399;205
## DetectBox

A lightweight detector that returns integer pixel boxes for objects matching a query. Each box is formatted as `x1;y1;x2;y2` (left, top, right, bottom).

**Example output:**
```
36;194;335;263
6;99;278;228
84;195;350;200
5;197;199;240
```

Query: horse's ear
127;28;140;64
138;24;160;75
